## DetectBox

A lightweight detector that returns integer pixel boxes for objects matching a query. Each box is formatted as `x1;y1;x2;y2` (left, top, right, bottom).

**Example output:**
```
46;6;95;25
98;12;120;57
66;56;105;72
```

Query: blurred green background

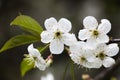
0;0;120;80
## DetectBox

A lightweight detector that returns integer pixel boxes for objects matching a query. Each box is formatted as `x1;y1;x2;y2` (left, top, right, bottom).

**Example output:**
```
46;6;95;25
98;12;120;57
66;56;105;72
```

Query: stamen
80;57;86;62
54;31;62;38
93;30;99;36
97;52;105;60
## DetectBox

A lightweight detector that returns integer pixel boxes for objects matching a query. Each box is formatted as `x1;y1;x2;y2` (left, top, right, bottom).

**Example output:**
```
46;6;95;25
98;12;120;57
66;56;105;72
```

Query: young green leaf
21;57;34;77
10;15;43;37
0;34;39;53
37;44;49;53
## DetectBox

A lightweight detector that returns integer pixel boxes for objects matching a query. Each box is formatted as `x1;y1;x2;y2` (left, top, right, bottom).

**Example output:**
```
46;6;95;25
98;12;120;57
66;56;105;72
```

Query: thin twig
109;38;120;43
93;58;120;80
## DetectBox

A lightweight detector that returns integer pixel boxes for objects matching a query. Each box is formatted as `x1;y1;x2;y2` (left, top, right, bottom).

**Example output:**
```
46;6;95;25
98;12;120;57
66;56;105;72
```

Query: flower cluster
70;16;119;68
27;16;119;71
26;44;53;70
69;16;119;68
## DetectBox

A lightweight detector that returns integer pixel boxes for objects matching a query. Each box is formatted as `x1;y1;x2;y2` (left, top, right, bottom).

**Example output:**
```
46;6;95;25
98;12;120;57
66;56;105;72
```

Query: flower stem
62;60;69;80
70;60;75;80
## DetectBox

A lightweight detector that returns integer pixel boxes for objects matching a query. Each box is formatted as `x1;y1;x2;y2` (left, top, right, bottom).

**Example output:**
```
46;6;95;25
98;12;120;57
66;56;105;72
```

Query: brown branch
93;58;120;80
109;38;120;43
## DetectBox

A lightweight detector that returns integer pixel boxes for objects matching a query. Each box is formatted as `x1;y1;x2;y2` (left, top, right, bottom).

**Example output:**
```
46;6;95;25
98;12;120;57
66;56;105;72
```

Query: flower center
92;30;99;36
33;56;37;60
55;31;62;38
80;57;86;62
97;52;106;60
56;32;60;36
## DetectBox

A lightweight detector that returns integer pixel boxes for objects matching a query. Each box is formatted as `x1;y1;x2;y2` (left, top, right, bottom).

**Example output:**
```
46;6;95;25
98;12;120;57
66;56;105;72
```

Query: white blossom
41;73;54;80
27;44;48;71
78;16;111;49
41;17;76;54
70;42;102;68
94;43;119;68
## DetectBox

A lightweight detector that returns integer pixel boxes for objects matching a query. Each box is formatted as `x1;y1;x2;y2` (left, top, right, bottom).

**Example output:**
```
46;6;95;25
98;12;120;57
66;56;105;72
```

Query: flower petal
90;58;102;68
83;59;102;68
83;16;98;30
94;43;106;55
50;39;64;54
35;57;46;71
97;34;109;43
61;33;77;46
47;73;54;80
44;17;57;31
86;38;98;49
41;73;54;80
41;31;54;43
27;44;41;57
105;43;119;56
78;29;91;40
70;53;80;64
103;57;115;68
70;41;86;53
85;53;96;62
98;19;111;34
58;18;72;32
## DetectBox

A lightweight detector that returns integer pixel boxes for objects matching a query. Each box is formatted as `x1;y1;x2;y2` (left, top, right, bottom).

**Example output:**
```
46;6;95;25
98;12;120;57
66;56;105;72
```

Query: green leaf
21;58;34;77
0;34;39;53
37;44;49;53
10;15;43;37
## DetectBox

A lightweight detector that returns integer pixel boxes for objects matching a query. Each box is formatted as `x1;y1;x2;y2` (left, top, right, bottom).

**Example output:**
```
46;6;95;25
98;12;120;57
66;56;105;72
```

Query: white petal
46;73;54;80
85;53;96;62
27;44;41;57
41;73;54;80
86;38;98;49
78;29;91;40
44;17;57;31
37;65;46;71
105;43;119;56
90;58;102;68
41;31;54;43
82;62;93;68
58;18;72;32
81;47;95;61
70;53;80;64
83;16;98;30
62;33;77;46
103;57;115;68
97;34;109;43
83;60;102;68
70;41;86;53
98;19;111;34
50;39;64;54
94;43;106;55
35;59;46;71
69;43;79;53
82;57;102;68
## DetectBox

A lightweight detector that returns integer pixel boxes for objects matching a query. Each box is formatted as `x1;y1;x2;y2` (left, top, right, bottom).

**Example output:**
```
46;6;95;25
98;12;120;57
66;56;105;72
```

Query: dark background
0;0;120;80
